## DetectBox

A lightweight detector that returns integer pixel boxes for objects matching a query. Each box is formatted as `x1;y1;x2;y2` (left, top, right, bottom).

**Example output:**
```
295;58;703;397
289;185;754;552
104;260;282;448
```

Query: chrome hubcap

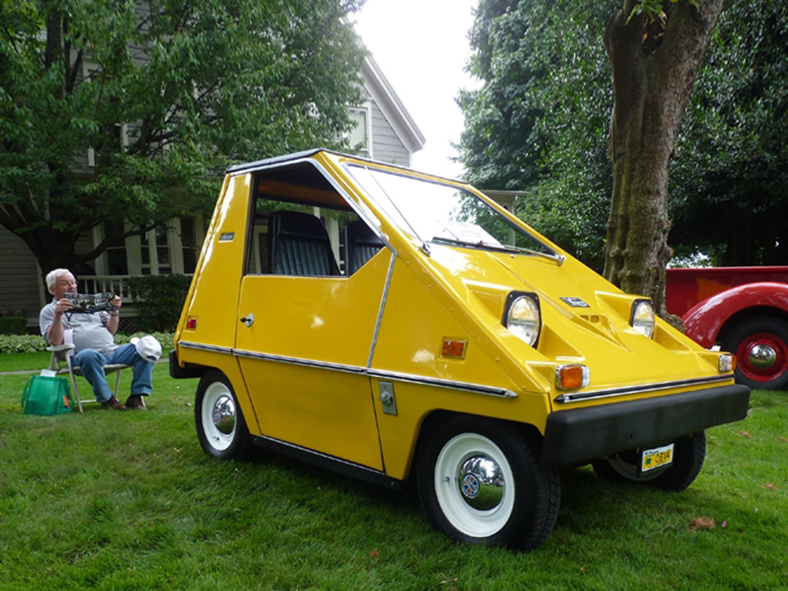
457;454;505;511
212;395;236;435
749;344;777;370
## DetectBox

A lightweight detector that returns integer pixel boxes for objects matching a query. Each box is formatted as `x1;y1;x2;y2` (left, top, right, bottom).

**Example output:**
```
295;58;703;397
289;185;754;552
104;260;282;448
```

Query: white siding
370;101;411;167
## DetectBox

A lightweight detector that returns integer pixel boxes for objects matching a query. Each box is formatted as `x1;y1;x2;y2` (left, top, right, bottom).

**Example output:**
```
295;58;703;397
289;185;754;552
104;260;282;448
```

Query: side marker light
719;353;735;373
442;339;467;359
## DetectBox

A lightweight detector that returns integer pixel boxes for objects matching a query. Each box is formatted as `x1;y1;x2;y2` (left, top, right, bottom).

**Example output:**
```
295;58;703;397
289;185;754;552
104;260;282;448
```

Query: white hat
131;335;162;362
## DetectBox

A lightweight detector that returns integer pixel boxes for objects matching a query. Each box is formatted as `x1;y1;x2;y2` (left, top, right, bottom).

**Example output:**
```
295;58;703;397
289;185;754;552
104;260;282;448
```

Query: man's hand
54;296;74;317
106;294;121;335
48;297;73;345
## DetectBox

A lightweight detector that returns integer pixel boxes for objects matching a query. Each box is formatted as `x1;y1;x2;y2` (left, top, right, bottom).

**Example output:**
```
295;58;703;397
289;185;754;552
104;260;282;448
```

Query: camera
65;292;116;314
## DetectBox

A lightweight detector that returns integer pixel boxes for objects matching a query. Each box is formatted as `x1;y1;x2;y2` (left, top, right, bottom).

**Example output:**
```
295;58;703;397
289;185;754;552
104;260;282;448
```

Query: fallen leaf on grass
369;550;379;560
437;572;459;588
779;436;788;443
689;517;716;531
738;431;753;438
763;482;778;491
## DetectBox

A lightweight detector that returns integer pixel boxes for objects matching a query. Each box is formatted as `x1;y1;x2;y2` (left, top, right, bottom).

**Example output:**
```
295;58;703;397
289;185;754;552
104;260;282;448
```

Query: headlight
631;299;655;338
504;293;541;347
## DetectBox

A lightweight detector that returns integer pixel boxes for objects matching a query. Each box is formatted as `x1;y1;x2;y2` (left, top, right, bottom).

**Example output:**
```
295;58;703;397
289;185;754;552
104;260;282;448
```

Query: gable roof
361;56;426;154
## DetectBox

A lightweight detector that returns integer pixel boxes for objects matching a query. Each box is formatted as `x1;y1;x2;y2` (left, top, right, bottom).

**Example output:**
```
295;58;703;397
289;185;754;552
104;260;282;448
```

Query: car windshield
347;165;560;260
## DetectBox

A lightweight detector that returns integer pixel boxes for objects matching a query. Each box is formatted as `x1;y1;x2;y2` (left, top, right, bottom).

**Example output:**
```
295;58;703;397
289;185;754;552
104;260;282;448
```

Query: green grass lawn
1;358;786;591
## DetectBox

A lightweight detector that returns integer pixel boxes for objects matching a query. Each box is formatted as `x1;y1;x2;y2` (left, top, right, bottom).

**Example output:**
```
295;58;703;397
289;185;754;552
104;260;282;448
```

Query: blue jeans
73;344;154;402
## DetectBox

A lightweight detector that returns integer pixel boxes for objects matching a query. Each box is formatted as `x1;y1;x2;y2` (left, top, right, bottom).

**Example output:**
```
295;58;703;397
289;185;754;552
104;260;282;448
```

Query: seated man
39;268;154;410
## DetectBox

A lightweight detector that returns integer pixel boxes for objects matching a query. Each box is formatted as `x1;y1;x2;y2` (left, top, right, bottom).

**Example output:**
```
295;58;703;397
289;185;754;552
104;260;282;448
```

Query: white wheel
417;416;560;550
195;371;251;459
201;380;237;452
433;433;514;538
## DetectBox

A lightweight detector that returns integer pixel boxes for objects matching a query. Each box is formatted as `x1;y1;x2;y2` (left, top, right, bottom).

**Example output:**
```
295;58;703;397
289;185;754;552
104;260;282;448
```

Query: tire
721;317;788;390
417;416;561;551
592;431;706;492
195;371;251;460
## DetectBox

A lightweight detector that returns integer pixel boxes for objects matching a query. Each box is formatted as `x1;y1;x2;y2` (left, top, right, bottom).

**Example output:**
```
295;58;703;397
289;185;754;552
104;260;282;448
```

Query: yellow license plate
640;444;674;473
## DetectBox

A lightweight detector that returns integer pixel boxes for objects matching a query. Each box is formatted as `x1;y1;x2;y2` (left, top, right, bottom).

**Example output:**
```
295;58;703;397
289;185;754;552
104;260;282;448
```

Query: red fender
682;282;788;348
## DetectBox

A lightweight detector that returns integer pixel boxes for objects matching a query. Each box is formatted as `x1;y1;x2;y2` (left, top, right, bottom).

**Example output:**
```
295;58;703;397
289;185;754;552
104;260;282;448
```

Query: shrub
0;332;174;354
126;275;192;333
0;317;27;335
0;334;48;353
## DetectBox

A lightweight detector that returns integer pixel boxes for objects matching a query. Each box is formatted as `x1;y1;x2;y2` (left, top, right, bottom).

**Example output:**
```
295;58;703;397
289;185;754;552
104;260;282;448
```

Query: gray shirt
40;301;117;356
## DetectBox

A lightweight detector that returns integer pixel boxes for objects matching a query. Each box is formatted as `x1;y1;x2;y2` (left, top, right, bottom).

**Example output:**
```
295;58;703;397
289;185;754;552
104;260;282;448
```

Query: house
0;56;425;330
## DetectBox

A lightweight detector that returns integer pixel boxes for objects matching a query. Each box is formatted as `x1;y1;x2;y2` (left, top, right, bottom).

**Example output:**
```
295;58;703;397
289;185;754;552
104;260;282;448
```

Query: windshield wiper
430;236;565;265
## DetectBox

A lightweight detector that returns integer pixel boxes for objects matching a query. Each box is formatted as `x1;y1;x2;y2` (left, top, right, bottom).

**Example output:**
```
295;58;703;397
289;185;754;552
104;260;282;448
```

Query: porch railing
77;275;136;307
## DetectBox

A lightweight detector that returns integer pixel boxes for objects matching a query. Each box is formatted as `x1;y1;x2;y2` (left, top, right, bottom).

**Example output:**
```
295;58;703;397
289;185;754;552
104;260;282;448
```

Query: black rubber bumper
541;384;750;467
168;349;205;379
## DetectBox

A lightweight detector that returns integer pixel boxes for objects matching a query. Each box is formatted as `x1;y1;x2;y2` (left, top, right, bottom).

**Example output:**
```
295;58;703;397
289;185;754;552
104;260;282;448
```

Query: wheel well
409;410;544;482
717;306;788;345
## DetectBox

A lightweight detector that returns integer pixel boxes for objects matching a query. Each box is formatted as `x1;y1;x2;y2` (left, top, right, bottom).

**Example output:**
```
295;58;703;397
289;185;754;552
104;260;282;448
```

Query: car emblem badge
561;296;590;308
461;474;480;499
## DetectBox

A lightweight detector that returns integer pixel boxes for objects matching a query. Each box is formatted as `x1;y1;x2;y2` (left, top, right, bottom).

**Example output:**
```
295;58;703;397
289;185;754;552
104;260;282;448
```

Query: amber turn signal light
556;365;590;390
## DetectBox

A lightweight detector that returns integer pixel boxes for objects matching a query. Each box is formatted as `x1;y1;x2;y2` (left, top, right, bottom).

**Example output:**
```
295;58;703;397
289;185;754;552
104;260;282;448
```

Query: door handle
240;313;255;327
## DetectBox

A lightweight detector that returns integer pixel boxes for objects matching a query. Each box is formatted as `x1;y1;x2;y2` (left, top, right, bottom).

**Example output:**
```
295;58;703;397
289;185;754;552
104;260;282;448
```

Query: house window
93;214;204;277
140;224;171;275
347;106;371;158
180;216;200;273
105;220;129;275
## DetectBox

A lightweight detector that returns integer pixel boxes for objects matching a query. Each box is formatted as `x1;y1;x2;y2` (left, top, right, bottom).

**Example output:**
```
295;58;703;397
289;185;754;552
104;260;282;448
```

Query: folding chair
47;344;133;412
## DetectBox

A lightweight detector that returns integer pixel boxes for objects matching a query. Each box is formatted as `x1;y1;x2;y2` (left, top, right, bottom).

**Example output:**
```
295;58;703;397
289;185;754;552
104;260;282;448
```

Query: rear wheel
417;416;560;550
592;431;706;492
195;371;251;459
722;317;788;390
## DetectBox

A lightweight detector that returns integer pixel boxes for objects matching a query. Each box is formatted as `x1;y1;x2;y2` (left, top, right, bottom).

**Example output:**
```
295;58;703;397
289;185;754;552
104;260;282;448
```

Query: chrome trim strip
180;340;517;399
367;369;518;399
233;349;365;374
179;341;234;355
554;375;733;404
255;434;386;476
367;251;397;368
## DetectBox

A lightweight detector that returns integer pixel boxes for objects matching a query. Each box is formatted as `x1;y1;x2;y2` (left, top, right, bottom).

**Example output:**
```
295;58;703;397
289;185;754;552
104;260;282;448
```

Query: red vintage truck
666;266;788;390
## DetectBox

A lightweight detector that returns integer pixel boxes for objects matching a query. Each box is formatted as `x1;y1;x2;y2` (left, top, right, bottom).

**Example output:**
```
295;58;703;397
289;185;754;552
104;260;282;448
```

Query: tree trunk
603;0;725;321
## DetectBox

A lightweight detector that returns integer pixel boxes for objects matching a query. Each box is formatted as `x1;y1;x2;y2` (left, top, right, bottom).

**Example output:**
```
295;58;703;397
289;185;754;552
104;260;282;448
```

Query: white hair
46;268;73;294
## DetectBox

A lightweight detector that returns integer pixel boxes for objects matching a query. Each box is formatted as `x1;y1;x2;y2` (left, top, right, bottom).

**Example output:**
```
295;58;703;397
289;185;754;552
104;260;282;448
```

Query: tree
602;0;725;318
0;0;366;278
460;1;788;292
669;0;788;266
457;0;619;272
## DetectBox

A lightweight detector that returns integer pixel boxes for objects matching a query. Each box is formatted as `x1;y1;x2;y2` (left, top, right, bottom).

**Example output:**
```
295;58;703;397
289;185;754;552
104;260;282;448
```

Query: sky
352;0;481;180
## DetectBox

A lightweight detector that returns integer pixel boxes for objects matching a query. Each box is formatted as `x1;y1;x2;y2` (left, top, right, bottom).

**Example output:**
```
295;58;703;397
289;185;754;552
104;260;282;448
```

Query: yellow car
170;149;750;550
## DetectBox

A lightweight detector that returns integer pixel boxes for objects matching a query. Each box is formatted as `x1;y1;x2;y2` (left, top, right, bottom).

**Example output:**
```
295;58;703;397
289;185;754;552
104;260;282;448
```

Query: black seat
268;211;339;276
345;220;383;275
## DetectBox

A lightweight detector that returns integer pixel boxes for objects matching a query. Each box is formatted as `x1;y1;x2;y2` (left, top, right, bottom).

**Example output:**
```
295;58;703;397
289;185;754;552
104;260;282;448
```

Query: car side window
244;162;383;277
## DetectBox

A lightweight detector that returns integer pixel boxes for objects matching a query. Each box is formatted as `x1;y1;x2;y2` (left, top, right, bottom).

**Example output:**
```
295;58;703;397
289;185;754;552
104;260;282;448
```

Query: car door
234;215;390;471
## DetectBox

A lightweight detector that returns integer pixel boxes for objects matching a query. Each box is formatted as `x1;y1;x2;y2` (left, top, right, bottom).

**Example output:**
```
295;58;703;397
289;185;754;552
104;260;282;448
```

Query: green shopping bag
20;375;74;415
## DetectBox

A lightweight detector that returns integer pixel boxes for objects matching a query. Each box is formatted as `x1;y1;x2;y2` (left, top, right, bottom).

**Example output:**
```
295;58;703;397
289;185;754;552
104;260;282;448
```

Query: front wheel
721;317;788;390
417;416;560;551
592;431;706;492
195;371;251;459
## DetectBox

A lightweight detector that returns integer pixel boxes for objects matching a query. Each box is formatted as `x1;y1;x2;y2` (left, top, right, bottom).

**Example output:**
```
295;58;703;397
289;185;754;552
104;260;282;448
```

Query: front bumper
541;384;750;467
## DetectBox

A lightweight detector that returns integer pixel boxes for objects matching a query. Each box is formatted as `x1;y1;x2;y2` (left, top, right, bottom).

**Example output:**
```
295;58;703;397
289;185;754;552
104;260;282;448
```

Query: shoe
101;396;127;410
125;395;147;410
